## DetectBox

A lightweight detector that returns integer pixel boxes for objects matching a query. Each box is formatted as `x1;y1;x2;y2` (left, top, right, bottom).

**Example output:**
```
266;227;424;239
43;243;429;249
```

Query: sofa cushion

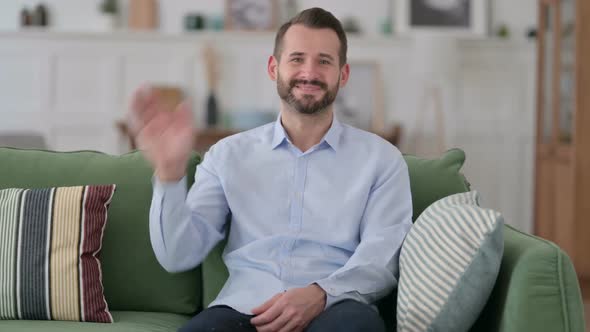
396;191;504;332
0;185;115;323
0;311;190;332
0;148;201;315
403;148;470;222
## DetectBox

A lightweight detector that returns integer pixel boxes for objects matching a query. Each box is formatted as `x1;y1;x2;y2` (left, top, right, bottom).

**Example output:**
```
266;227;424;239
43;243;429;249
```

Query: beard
277;72;339;115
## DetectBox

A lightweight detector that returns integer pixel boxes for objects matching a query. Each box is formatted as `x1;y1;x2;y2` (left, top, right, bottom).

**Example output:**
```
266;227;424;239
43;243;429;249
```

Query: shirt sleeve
313;151;413;308
149;145;230;273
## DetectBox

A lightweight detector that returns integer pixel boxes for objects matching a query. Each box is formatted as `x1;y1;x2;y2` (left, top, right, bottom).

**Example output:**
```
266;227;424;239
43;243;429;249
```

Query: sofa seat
0;311;190;332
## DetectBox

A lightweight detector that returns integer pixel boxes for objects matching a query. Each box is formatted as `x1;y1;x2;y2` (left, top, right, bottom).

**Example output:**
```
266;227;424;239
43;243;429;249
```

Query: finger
136;111;170;150
129;85;151;126
136;99;192;151
258;311;292;332
128;86;159;134
162;111;194;149
131;84;156;114
251;293;282;315
251;301;283;326
171;100;194;132
278;318;302;332
130;104;160;137
174;99;191;115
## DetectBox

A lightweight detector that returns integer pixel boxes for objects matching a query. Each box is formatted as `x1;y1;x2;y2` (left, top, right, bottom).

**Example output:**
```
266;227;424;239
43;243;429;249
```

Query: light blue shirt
149;114;413;314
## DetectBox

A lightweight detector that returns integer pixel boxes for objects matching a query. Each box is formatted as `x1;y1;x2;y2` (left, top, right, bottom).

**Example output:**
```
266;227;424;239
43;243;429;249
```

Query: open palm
128;86;195;181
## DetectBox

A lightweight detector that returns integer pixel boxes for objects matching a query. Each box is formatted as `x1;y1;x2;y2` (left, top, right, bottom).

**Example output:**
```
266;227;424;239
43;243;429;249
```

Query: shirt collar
323;114;343;151
270;112;343;151
270;115;288;149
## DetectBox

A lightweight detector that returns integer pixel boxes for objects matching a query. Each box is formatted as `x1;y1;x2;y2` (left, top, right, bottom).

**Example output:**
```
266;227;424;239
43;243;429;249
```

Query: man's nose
298;62;321;81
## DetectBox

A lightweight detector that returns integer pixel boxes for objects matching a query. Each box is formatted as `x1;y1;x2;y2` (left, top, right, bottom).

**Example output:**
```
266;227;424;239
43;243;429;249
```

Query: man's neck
280;106;333;153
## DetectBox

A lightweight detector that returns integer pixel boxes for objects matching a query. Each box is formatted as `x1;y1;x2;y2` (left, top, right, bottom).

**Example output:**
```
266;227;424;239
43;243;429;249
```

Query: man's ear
339;63;350;88
268;55;278;81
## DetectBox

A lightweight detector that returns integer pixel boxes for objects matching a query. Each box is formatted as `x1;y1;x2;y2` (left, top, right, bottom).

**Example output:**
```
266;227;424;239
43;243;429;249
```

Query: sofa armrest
471;225;585;332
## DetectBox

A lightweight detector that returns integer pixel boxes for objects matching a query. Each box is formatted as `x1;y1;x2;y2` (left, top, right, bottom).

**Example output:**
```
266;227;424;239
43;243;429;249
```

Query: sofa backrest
0;148;201;315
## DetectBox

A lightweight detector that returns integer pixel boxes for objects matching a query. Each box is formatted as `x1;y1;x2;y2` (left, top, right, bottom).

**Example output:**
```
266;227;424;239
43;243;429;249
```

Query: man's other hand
250;284;326;332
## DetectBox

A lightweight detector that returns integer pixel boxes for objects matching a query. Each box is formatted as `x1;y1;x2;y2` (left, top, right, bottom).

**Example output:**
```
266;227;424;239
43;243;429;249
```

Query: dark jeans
178;300;386;332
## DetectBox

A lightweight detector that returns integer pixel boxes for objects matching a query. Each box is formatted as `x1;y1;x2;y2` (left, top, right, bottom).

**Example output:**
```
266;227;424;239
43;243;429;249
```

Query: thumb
251;293;283;315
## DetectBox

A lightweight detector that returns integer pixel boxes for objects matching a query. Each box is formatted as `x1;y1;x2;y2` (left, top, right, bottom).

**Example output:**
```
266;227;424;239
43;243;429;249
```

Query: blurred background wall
0;1;538;234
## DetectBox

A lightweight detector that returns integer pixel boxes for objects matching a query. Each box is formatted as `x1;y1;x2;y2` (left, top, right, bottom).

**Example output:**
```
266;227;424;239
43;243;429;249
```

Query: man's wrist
155;169;185;182
311;283;327;306
155;161;187;182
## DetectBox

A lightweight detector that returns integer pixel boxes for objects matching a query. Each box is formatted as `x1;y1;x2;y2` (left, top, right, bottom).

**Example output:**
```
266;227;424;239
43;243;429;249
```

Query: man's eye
320;60;331;65
291;58;303;63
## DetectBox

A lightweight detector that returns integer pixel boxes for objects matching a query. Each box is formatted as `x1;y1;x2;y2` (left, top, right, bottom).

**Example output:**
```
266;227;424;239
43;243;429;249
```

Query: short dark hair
273;8;347;67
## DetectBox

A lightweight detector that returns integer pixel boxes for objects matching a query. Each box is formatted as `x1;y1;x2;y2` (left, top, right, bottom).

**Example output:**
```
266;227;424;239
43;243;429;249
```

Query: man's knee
306;300;386;332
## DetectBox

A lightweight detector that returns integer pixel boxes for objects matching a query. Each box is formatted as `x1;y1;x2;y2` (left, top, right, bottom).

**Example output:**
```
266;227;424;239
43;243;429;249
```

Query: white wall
0;1;539;232
0;0;537;40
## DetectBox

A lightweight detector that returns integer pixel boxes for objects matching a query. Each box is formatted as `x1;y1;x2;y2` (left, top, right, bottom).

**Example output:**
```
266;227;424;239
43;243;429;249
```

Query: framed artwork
395;0;488;36
225;0;278;31
334;62;385;133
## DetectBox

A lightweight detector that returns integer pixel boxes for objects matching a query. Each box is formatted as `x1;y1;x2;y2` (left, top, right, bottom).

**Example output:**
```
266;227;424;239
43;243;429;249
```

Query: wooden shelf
0;29;536;51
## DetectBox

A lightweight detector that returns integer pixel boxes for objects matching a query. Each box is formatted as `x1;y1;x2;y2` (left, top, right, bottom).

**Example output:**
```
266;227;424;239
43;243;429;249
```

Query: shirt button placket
281;155;299;280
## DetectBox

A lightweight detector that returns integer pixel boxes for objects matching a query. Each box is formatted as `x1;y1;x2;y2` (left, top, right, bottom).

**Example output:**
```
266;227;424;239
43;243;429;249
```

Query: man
129;7;412;332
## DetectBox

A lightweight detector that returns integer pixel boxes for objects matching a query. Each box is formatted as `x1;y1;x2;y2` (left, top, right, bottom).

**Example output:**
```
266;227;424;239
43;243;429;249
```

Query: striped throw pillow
397;191;503;332
0;185;116;323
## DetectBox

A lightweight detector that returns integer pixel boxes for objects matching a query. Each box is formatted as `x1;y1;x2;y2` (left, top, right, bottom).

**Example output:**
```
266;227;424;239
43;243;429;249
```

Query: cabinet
534;0;590;286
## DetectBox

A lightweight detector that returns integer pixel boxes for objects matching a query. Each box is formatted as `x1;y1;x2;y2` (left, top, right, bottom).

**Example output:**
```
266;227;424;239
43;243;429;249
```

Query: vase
94;13;117;31
128;0;158;30
206;92;218;127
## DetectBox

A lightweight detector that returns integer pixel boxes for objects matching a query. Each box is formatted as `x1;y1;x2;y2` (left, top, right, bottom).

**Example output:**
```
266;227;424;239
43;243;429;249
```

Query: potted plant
97;0;119;31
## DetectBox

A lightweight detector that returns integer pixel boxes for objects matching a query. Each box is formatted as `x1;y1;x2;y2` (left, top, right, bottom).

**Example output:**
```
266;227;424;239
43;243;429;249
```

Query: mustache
289;79;327;90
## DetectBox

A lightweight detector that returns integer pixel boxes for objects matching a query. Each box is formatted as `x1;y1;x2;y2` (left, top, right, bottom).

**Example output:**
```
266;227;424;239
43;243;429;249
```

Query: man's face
269;25;349;115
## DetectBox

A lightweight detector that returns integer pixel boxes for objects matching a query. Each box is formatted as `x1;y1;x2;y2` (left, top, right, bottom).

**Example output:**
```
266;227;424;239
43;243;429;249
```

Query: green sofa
0;147;585;331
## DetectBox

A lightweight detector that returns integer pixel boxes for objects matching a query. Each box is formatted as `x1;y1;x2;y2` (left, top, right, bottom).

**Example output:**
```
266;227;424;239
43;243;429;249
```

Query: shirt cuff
152;175;188;198
313;280;363;309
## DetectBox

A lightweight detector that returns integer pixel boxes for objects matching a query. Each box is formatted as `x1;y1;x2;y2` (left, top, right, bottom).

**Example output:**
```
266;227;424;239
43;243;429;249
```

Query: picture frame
335;61;385;134
395;0;488;36
225;0;279;31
